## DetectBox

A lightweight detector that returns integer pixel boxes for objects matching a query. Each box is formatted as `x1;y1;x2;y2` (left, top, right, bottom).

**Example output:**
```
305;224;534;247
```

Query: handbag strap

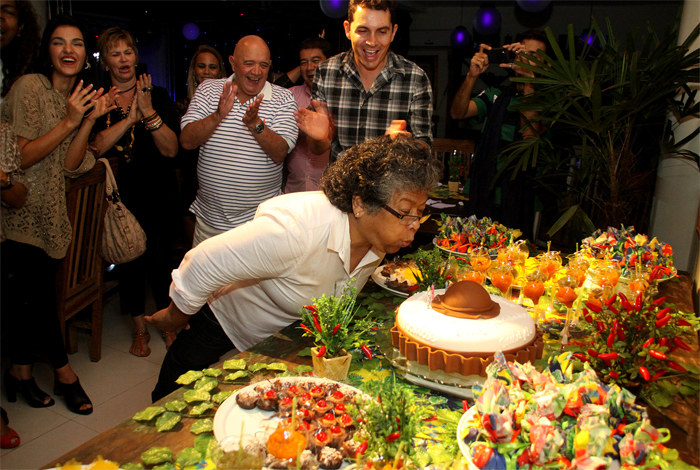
98;158;118;198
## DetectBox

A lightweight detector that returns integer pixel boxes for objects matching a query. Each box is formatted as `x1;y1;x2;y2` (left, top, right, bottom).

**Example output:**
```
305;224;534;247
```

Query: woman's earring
84;61;91;70
355;213;360;217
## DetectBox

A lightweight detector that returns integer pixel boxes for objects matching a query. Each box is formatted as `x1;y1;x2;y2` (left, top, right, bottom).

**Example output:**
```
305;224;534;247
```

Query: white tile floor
0;288;179;469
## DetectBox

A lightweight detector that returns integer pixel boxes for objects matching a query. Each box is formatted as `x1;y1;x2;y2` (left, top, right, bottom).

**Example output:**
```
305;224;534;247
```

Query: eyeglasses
382;205;431;226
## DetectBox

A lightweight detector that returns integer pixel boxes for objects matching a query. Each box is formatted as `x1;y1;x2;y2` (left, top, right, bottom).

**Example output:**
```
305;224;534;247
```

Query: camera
485;47;516;64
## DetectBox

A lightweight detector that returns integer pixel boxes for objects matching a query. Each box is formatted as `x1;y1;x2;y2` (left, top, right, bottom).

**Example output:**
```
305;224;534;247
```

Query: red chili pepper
618;292;632;311
655;315;671;328
668;361;687;372
639;366;651;381
316;346;327;357
312;315;323;333
303;304;318;313
605;294;617;306
588;348;599;358
668;346;679;354
607;333;615;348
361;344;373;360
462;400;470;413
385;432;401;443
408;285;420;292
659;337;669;347
672;337;692;351
643;338;655;348
596;321;606;333
300;323;313;335
612;319;619;331
651;296;667;306
678;319;692;327
599;352;618;361
573;353;588;362
649;350;667;360
609;371;619;379
651;370;667;381
355;441;368;458
635;292;643;312
649;266;662;282
656;307;671;320
617;329;626;341
332;324;341;336
608;306;619;315
586;302;602;313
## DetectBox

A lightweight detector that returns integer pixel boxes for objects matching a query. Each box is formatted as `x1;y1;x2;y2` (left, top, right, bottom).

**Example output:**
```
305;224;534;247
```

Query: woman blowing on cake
147;134;441;401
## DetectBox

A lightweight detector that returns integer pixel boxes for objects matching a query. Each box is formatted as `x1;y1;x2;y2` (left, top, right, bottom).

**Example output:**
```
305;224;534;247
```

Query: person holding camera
450;30;547;241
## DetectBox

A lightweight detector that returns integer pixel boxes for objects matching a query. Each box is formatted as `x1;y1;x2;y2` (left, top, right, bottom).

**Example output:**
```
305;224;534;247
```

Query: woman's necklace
108;91;137;162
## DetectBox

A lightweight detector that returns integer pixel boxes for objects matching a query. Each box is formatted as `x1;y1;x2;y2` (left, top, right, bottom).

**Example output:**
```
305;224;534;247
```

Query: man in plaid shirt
295;0;433;163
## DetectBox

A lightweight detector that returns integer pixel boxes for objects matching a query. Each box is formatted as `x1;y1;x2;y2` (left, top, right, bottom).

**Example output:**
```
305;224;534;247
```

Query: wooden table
44;278;700;468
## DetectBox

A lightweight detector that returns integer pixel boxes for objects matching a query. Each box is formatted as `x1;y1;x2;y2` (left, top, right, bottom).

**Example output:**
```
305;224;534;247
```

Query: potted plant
447;151;462;193
299;281;376;381
495;18;699;243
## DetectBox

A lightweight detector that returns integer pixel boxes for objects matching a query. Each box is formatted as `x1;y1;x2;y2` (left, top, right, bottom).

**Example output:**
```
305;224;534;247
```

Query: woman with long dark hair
1;14;114;415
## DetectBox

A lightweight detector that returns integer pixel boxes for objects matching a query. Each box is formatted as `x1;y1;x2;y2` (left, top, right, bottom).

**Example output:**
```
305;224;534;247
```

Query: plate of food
214;377;365;469
370;261;421;297
434;215;521;257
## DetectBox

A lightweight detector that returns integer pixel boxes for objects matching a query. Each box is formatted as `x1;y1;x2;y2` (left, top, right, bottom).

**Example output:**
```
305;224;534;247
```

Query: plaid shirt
313;50;433;162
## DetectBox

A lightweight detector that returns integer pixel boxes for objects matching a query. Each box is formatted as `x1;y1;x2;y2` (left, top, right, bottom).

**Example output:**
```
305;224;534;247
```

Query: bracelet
141;111;158;123
142;112;160;126
145;115;163;131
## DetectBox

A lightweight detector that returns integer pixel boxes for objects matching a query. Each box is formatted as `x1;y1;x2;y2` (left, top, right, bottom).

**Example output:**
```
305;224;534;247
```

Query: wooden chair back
55;158;115;362
432;138;475;183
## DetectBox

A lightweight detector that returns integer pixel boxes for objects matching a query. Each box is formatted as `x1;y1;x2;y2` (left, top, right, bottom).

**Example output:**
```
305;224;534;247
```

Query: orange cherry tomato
556;286;578;308
523;281;545;304
491;273;513;295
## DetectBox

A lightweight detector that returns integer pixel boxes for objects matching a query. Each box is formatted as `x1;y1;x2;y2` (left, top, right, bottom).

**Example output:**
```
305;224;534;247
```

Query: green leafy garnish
133;406;165;421
194;376;218;392
190;401;216;415
140;446;173;465
266;362;288;372
248;363;270;373
176;447;202;466
224;370;249;382
190;418;213;435
222;358;247;370
176;370;204;385
293;365;314;374
156;411;181;432
184;389;211;403
212;391;234;404
297;347;312;357
121;463;145;470
164;400;187;412
194;433;217;459
152;463;176;470
202;368;223;377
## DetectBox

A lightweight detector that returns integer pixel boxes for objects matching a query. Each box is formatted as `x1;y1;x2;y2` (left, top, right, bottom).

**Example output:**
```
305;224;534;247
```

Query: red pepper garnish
316;346;327;357
385;432;401;443
586;302;602;313
312;314;323;333
617;329;625;341
649;350;667;360
607;333;615;348
673;337;692;351
612;319;619;331
668;346;679;354
608;306;619;315
303;304;318;313
678;319;692;327
609;371;619;379
618;292;633;312
355;441;368;458
635;292;643;312
300;323;313;335
651;296;667;306
659;337;669;347
584;314;593;323
668;361;687;372
599;352;618;361
655;315;671;328
639;366;651;381
643;338;655;348
651;370;667;381
588;348;599;358
573;353;588;362
656;307;671;319
462;400;470;413
605;294;617;306
361;344;373;360
408;285;420;292
332;324;341;336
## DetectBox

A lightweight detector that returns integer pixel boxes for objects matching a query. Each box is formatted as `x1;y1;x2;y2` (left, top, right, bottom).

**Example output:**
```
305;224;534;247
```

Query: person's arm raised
180;80;236;150
295;99;332;155
450;45;491;120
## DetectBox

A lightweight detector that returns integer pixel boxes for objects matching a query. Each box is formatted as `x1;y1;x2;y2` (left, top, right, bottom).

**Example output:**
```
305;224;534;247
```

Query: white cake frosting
396;289;536;353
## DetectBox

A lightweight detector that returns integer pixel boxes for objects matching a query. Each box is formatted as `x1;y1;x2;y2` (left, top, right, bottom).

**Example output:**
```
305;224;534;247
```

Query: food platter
370;265;410;298
456;407;479;470
213;377;363;468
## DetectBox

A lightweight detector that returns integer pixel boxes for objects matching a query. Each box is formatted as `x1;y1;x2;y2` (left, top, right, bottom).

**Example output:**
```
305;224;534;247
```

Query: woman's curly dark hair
321;135;442;214
1;0;41;97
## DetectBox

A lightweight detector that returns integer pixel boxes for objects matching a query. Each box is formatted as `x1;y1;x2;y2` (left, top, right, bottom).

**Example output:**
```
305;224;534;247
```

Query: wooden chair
432;138;475;183
55;158;115;362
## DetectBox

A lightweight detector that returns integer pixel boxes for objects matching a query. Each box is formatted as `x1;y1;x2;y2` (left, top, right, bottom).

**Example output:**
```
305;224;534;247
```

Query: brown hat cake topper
431;280;500;319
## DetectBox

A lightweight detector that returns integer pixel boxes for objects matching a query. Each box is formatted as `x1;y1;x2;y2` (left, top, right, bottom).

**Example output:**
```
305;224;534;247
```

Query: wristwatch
254;120;265;134
1;173;13;190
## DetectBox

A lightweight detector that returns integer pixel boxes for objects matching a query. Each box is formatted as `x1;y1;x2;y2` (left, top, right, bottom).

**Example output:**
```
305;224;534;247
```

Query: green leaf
248;363;270;373
679;385;696;396
190;418;214;435
194;376;219;392
224;370;249;382
293;365;314;375
222;358;247;370
212;391;234;404
297;347;312;357
685;363;699;375
650;390;674;408
164;400;187;412
428;395;448;406
176;370;204;385
176;447;202;467
681;379;700;392
668;459;700;470
184;389;211;403
202;368;223;377
193;433;216;459
133;406;165;421
140;447;173;465
363;358;380;371
155;411;181;432
368;302;386;312
191;401;216;415
266;362;289;372
121;463;145;470
152;463;176;470
658;380;679;396
370;292;384;299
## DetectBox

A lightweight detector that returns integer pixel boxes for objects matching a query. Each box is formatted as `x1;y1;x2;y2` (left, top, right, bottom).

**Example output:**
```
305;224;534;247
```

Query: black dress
92;86;182;315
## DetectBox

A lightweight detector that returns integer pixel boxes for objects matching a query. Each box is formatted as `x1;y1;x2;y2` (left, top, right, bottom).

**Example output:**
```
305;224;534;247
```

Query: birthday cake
391;281;543;377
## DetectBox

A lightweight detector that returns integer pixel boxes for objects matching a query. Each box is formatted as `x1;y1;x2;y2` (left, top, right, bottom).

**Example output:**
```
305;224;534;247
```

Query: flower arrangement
299;281;376;359
448;152;463;182
436;214;522;253
570;290;699;397
403;246;450;293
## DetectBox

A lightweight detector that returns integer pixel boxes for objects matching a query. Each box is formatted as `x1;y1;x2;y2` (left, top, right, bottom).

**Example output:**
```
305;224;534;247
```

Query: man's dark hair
299;37;332;60
516;30;548;53
1;0;41;97
348;0;397;26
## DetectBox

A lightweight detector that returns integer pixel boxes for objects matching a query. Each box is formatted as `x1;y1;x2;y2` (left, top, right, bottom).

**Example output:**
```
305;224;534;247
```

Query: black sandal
3;369;55;408
54;378;92;415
